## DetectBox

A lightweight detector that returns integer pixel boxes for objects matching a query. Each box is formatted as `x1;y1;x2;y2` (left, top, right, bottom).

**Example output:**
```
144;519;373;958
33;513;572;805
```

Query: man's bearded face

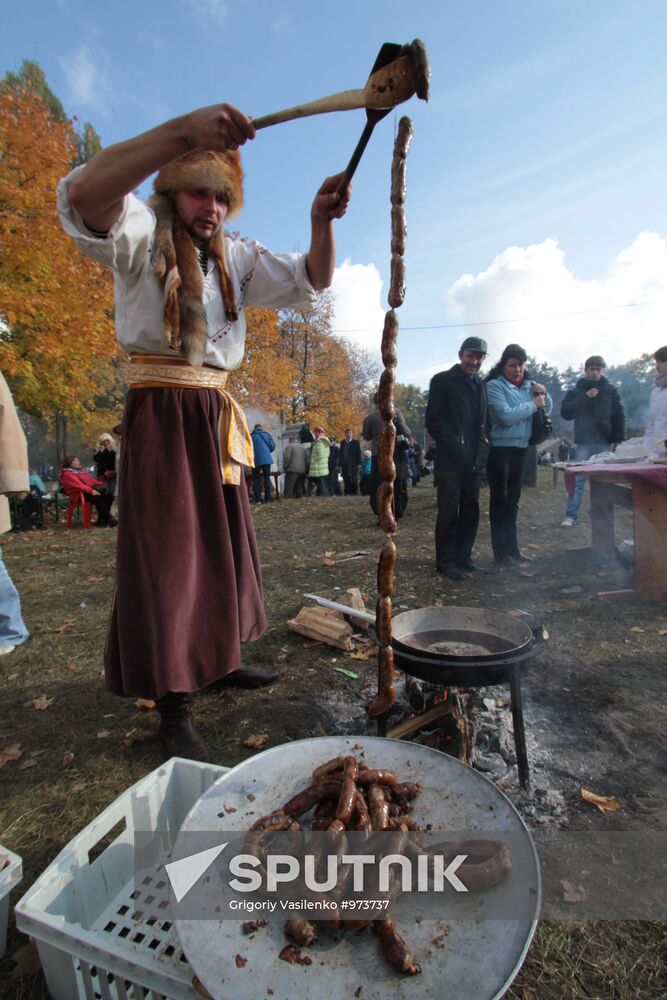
174;188;229;242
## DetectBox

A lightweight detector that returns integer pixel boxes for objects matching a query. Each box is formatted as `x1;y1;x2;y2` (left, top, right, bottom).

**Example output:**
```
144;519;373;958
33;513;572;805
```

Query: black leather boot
156;692;209;762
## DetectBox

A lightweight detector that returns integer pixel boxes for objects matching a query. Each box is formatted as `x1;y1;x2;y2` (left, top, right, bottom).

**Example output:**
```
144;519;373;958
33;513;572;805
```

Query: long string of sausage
367;115;414;718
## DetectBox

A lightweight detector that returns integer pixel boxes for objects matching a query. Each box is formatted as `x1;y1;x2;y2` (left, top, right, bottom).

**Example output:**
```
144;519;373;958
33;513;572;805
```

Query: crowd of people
425;338;667;582
248;418;430;507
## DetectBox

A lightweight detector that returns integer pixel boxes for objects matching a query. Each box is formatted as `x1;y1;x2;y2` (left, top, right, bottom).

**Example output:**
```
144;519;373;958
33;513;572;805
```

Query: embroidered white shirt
56;166;318;371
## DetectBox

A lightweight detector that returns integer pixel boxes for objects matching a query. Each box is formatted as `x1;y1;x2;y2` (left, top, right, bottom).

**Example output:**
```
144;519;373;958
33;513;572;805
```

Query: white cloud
445;233;667;371
330;259;386;356
189;0;229;30
60;44;111;112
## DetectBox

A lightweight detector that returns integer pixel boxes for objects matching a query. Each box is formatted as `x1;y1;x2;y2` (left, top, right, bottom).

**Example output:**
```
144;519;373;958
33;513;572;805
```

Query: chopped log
338;587;369;629
387;703;452;739
287;607;355;651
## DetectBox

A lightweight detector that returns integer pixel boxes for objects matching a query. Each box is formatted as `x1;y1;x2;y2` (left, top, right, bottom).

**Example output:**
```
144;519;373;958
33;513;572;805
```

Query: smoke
246;407;286;468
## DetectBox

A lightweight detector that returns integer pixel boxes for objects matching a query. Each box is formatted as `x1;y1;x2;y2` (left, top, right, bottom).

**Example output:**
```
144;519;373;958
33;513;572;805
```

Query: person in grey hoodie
560;356;625;526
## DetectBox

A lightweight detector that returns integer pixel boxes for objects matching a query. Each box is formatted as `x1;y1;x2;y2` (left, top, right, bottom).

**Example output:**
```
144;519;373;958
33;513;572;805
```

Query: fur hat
149;150;244;364
153;149;244;219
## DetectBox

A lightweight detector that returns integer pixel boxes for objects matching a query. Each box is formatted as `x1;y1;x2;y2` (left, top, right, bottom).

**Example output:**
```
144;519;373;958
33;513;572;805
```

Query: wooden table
554;462;667;600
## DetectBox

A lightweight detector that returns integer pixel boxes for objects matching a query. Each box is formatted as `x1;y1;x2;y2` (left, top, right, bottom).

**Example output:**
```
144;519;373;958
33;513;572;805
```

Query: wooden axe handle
253;89;366;129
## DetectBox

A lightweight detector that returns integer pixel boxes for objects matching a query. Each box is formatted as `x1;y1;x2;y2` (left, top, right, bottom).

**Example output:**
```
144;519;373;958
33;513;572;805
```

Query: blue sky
3;0;667;387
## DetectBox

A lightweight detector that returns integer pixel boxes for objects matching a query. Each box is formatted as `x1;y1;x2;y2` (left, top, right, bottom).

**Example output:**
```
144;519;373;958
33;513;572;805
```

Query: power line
330;297;660;334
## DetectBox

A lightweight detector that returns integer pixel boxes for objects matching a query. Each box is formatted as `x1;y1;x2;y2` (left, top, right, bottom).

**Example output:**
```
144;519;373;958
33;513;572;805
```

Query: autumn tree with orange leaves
0;81;116;455
279;293;379;437
230;295;379;438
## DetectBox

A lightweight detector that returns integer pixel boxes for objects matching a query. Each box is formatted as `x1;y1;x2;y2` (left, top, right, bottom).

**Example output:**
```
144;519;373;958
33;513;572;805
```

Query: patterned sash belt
127;353;254;485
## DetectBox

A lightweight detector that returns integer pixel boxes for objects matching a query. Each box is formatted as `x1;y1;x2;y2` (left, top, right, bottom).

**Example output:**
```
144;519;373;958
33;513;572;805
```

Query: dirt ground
0;467;665;998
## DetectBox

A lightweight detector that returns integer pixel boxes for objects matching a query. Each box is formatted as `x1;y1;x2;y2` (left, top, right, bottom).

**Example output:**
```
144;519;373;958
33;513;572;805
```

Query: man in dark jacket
339;429;362;495
425;337;490;580
560;356;626;526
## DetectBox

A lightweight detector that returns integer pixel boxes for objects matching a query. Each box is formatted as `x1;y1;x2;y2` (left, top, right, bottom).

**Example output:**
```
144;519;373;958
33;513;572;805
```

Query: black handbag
529;406;553;446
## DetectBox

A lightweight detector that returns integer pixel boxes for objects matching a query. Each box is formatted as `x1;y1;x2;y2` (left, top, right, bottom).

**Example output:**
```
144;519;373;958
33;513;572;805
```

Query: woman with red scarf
485;345;551;566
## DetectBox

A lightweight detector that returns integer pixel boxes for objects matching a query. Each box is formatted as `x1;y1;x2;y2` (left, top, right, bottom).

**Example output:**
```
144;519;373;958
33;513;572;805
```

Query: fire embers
368;117;414;718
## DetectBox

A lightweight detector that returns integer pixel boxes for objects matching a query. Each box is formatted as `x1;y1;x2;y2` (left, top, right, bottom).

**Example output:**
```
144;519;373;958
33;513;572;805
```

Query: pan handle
335;119;376;195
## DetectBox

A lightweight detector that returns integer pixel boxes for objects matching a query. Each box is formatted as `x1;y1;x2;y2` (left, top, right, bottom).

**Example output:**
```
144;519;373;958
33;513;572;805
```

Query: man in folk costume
57;103;351;761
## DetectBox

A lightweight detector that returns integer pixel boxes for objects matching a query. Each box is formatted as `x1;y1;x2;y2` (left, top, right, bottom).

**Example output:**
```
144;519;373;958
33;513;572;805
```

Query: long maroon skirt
104;387;266;699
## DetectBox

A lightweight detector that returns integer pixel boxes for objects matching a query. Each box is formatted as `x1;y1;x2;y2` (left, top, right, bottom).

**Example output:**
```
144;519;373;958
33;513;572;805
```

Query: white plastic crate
15;757;229;999
0;843;23;958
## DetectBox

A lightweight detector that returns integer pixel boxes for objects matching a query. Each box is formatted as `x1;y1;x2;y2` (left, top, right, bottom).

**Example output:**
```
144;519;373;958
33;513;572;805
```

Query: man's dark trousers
435;461;481;568
342;470;358;495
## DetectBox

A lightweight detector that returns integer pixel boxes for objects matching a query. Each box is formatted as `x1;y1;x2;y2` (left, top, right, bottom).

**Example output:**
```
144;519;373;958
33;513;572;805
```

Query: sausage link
375;596;392;644
285;917;315;946
331;756;359;827
376;920;421;975
390;206;407;256
395;116;414;160
381;311;399;368
366;645;396;716
367;784;389;831
375;479;394;523
377;423;396;482
390;157;407;205
356;768;398;787
378;496;397;535
388;254;406;309
376;538;397;597
377;370;396;420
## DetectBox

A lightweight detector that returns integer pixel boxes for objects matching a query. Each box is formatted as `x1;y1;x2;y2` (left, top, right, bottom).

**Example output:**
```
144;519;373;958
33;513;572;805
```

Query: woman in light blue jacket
485;344;552;566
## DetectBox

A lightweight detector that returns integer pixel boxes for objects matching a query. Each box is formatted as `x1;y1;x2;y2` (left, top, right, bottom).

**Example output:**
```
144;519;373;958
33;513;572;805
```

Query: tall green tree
1;59;102;166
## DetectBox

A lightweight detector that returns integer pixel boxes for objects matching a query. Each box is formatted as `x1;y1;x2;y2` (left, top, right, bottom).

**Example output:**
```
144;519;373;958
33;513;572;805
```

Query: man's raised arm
306;175;351;292
68;104;256;233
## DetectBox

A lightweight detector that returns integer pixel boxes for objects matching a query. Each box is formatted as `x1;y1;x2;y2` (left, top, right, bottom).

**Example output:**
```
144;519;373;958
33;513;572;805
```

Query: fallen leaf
243;733;269;749
63;751;75;767
629;627;645;633
322;558;336;567
86;575;105;583
54;619;76;633
302;640;323;649
192;976;216;999
0;744;23;769
235;954;247;968
561;879;588;904
65;662;76;671
32;695;55;711
70;781;87;793
580;788;620;813
96;730;113;739
349;645;379;661
134;698;156;710
10;941;42;978
334;668;359;679
659;628;667;636
18;759;38;771
223;803;237;814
